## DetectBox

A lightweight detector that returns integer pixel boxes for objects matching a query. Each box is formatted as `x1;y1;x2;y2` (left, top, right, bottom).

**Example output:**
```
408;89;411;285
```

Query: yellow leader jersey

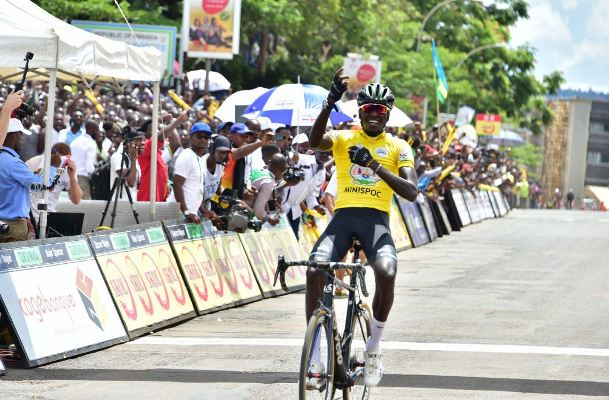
326;129;415;213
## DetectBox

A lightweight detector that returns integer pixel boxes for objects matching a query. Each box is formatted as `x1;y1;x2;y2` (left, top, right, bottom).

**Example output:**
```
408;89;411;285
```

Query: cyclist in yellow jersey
306;68;419;387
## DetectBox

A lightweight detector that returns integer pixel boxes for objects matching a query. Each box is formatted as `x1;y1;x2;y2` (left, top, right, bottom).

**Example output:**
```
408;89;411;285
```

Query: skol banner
89;223;195;338
475;113;501;136
238;230;282;297
462;190;483;223
451;189;472;226
182;0;242;59
418;196;439;241
164;221;237;314
493;191;508;216
396;198;430;247
219;231;264;304
390;197;413;251
0;237;127;367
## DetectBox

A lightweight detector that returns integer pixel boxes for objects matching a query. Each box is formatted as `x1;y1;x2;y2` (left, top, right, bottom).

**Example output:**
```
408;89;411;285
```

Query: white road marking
129;336;609;357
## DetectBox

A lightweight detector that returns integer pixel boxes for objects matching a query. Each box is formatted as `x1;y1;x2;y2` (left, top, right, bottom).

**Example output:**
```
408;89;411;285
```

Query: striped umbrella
242;84;353;126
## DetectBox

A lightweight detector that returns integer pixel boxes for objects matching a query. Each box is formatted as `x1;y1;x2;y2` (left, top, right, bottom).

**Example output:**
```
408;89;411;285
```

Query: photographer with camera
110;123;146;200
0;90;24;146
0;119;46;242
247;151;288;226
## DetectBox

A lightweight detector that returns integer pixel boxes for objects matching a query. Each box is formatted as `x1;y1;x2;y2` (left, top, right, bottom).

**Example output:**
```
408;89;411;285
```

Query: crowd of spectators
0;77;576;244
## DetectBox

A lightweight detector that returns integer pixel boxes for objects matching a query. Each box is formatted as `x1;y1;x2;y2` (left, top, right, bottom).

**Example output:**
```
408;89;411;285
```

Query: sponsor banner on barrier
493;191;508;216
418;196;439;241
0;237;127;367
221;231;264;303
486;191;500;217
451;189;471;226
480;191;495;218
165;222;236;314
462;190;483;223
300;221;319;255
0;358;4;374
89;223;195;338
390;197;413;250
435;200;453;234
238;231;281;296
262;226;307;288
396;198;430;247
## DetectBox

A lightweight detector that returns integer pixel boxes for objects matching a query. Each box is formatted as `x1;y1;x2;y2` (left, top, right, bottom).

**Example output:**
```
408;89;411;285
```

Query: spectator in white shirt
70;120;98;199
168;122;218;224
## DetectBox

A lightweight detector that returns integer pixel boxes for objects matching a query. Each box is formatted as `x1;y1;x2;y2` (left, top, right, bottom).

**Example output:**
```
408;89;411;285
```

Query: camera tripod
99;142;140;228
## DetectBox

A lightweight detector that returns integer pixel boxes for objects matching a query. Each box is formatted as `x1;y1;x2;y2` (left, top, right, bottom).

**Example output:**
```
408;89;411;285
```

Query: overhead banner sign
89;223;195;338
182;0;242;59
72;20;177;81
0;237;127;367
396;198;430;247
475;113;501;136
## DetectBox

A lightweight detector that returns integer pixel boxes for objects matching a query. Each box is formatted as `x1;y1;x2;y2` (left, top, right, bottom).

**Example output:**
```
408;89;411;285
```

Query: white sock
366;317;386;353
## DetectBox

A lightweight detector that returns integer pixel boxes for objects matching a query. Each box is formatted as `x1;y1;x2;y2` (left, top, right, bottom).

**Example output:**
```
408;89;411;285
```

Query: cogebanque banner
89;223;195;338
0;237;127;367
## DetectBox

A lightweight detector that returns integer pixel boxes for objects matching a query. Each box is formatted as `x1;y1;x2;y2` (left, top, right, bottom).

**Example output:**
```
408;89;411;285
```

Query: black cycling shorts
309;207;397;265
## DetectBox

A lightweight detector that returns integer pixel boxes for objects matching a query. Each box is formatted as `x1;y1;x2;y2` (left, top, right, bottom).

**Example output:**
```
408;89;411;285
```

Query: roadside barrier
88;222;196;339
0;190;510;367
0;236;127;367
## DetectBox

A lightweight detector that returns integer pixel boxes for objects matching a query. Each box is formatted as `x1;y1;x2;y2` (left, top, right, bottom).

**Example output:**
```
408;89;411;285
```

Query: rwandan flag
432;40;448;104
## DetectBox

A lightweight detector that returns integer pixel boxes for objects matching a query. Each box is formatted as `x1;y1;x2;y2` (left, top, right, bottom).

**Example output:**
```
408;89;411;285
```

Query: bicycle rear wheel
299;308;335;400
343;303;372;400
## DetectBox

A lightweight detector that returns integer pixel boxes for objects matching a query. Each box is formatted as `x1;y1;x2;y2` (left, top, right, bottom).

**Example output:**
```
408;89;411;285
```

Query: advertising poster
396;198;430;247
493;191;508;216
0;358;4;374
165;222;236;314
418;196;439;241
0;237;127;367
480;191;495;218
475;113;501;136
300;221;319;255
72;20;176;81
390;197;413;251
434;199;453;234
183;0;242;59
343;53;382;93
462;190;483;223
486;191;500;217
451;189;472;226
262;227;307;289
89;223;195;338
220;231;264;304
238;231;283;297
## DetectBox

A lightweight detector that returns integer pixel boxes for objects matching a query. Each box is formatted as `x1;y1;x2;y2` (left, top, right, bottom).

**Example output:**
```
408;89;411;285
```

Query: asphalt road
1;209;609;399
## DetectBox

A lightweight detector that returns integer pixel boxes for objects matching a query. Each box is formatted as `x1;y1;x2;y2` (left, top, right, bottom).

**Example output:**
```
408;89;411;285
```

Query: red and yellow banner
475;113;501;136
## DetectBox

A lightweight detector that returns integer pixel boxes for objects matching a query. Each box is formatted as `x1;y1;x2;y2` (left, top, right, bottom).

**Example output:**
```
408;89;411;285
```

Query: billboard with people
182;0;242;59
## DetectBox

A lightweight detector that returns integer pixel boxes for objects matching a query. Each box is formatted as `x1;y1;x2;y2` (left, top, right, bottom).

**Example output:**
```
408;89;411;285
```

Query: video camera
283;164;310;185
0;221;9;235
14;52;37;120
212;193;263;233
114;122;143;143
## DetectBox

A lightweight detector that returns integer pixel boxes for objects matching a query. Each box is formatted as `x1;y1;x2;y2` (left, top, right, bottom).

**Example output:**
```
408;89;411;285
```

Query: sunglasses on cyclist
359;103;390;115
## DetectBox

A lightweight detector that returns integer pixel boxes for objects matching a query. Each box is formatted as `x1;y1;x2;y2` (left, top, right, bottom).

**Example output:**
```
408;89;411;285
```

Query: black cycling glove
328;73;348;102
348;145;375;167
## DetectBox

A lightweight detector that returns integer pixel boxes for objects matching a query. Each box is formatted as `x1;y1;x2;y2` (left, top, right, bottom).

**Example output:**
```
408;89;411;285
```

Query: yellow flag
441;125;456;155
208;99;220;119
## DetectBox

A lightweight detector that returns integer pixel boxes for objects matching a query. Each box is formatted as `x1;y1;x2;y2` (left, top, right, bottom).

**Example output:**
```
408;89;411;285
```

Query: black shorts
309;207;397;265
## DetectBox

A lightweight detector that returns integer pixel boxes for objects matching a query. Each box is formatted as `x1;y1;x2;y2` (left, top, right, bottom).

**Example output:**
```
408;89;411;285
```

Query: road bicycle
274;239;372;399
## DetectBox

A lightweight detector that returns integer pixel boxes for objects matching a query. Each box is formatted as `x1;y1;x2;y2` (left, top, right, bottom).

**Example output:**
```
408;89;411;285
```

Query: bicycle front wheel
299;308;335;400
343;303;372;400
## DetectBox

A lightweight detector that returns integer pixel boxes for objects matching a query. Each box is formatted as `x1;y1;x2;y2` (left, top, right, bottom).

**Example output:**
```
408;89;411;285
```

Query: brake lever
274;256;289;292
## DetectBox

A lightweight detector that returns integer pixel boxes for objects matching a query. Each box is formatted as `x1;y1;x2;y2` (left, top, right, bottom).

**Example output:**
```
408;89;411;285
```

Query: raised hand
328;67;349;104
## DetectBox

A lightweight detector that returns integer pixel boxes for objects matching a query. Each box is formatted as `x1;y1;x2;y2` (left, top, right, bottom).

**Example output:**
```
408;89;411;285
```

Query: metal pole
204;58;212;94
422;96;429;127
149;80;161;221
38;68;57;239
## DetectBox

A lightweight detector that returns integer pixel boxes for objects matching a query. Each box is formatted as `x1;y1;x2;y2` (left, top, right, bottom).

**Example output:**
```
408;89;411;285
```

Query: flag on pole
432;40;448;104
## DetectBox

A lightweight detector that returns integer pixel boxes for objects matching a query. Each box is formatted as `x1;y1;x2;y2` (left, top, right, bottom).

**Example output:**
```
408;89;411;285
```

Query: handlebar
274;256;368;297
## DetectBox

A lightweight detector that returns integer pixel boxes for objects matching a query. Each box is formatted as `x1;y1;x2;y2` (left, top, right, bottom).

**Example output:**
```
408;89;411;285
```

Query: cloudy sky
509;0;609;92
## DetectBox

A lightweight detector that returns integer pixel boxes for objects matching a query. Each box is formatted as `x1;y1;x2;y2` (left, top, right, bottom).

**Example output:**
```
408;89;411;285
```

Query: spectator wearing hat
70;120;99;199
220;122;273;200
250;117;273;172
200;135;231;225
168;122;217;223
217;121;233;136
110;123;146;200
0;119;44;242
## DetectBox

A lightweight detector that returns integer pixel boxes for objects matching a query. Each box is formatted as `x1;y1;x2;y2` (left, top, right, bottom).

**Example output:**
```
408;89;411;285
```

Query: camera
0;221;9;235
14;52;37;120
283;164;309;184
212;193;263;233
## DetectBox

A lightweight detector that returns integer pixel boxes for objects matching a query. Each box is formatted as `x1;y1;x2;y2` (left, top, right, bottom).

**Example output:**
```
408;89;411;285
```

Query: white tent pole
39;68;57;239
149;80;160;221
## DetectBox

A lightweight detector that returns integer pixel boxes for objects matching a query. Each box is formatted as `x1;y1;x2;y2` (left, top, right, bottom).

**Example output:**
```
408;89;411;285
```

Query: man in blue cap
169;122;219;223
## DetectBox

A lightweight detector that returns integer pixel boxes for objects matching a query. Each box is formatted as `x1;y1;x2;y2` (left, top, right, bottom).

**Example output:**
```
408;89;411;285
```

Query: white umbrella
186;69;231;92
490;130;525;146
339;99;413;127
215;87;268;122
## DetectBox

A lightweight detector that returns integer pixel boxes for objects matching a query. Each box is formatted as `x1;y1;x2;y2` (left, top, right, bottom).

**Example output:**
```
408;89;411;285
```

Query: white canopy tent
0;0;163;237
